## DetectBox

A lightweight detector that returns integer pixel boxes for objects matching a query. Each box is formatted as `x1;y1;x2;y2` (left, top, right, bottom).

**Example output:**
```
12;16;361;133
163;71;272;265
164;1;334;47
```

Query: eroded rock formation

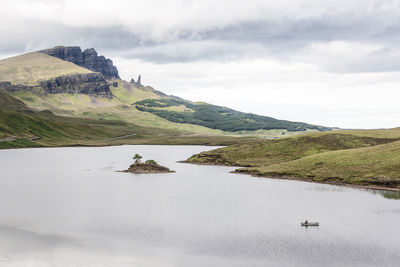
0;82;31;92
39;46;120;79
0;74;112;99
39;73;112;98
129;75;142;87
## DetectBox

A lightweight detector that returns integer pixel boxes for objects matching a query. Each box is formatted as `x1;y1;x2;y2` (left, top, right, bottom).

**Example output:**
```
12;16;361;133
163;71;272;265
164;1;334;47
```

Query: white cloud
2;0;400;41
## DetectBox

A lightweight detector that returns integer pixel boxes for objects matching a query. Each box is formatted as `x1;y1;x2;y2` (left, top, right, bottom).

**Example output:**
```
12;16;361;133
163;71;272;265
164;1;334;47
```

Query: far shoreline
0;142;225;151
233;171;400;193
183;160;400;193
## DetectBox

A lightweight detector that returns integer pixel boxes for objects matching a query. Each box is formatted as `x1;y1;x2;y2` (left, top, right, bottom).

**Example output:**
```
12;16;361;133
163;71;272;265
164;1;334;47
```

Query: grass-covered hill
0;91;135;148
135;98;330;132
0;91;258;149
241;140;400;188
0;47;331;146
0;52;92;86
187;133;399;166
187;130;400;190
8;79;233;136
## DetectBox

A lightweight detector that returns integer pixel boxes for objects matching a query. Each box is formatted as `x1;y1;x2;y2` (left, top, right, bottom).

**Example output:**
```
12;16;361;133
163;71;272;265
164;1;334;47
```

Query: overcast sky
1;0;400;128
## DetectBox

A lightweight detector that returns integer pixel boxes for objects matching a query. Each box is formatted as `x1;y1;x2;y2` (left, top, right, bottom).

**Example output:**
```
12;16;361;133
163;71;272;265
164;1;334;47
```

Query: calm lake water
0;145;399;266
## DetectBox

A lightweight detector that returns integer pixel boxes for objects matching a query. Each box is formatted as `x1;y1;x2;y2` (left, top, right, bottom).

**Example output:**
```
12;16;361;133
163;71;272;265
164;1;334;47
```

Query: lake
0;145;399;266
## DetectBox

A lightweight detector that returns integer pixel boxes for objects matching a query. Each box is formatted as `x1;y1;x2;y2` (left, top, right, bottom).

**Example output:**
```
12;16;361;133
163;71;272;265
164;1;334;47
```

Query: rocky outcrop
0;82;32;92
1;74;112;98
39;73;112;98
123;163;175;174
1;46;116;98
82;48;119;80
39;46;120;79
130;75;142;87
39;46;84;65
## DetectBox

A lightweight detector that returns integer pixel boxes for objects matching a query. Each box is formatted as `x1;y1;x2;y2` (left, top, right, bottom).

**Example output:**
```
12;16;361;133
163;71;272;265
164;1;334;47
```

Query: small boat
301;221;319;227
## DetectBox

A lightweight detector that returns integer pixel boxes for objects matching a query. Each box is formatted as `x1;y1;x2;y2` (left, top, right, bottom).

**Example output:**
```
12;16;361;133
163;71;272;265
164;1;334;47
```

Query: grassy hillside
0;48;331;147
240;141;400;188
0;91;258;148
335;128;400;139
187;130;400;189
8;80;232;136
0;49;331;139
135;98;331;132
9;78;315;138
0;53;92;85
0;91;140;147
187;132;398;166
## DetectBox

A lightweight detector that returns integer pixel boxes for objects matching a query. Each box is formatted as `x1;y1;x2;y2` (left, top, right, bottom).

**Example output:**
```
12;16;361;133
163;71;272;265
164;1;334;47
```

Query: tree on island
133;153;142;163
145;159;158;165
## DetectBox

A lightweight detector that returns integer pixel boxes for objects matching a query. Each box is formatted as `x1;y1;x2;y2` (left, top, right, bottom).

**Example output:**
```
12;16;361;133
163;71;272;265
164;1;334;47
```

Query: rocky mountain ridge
40;46;120;79
39;73;112;98
0;73;112;99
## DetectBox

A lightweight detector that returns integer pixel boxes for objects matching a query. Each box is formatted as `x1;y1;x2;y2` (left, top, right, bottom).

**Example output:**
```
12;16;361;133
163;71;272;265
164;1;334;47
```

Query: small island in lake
123;154;175;174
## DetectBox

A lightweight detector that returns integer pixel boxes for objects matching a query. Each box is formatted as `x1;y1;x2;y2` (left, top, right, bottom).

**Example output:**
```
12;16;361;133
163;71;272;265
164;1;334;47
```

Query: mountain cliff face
0;73;112;99
39;46;120;79
39;73;112;98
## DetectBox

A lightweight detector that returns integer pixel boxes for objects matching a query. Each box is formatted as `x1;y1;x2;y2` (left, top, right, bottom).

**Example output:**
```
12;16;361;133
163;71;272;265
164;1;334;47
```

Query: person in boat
305;219;308;224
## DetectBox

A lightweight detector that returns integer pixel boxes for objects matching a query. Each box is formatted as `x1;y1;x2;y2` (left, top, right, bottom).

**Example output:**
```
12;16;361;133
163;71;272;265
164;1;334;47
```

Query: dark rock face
82;48;119;80
0;82;32;92
39;46;84;65
39;73;112;98
1;74;112;99
39;46;120;79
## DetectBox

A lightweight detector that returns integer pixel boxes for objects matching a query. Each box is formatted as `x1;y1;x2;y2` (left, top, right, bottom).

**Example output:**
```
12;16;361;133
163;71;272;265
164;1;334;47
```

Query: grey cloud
2;2;400;73
105;18;400;72
322;45;400;73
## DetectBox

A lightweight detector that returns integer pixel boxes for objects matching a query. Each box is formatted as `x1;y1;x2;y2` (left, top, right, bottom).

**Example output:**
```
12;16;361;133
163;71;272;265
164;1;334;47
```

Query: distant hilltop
0;46;331;134
39;46;120;79
0;46;148;99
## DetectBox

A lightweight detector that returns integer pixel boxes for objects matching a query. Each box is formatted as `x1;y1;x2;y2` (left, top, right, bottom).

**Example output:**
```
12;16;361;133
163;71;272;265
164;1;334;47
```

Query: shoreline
182;160;400;193
2;144;399;193
234;171;400;193
0;143;224;151
176;160;240;167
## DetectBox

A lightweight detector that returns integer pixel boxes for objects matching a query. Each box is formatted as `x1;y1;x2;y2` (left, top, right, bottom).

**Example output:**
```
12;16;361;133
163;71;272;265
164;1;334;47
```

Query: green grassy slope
335;128;400;138
8;79;321;138
187;132;398;166
0;53;92;85
0;91;258;148
0;91;138;147
187;130;400;189
135;98;331;132
8;80;232;136
0;49;330;139
241;140;400;188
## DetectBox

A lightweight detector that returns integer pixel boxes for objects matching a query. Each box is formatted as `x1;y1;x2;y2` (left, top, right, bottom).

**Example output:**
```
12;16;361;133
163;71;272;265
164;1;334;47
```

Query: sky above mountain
1;0;400;128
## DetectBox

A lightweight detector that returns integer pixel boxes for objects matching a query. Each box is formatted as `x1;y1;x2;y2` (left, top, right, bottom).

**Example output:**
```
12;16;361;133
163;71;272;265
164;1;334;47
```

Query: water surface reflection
0;145;399;266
